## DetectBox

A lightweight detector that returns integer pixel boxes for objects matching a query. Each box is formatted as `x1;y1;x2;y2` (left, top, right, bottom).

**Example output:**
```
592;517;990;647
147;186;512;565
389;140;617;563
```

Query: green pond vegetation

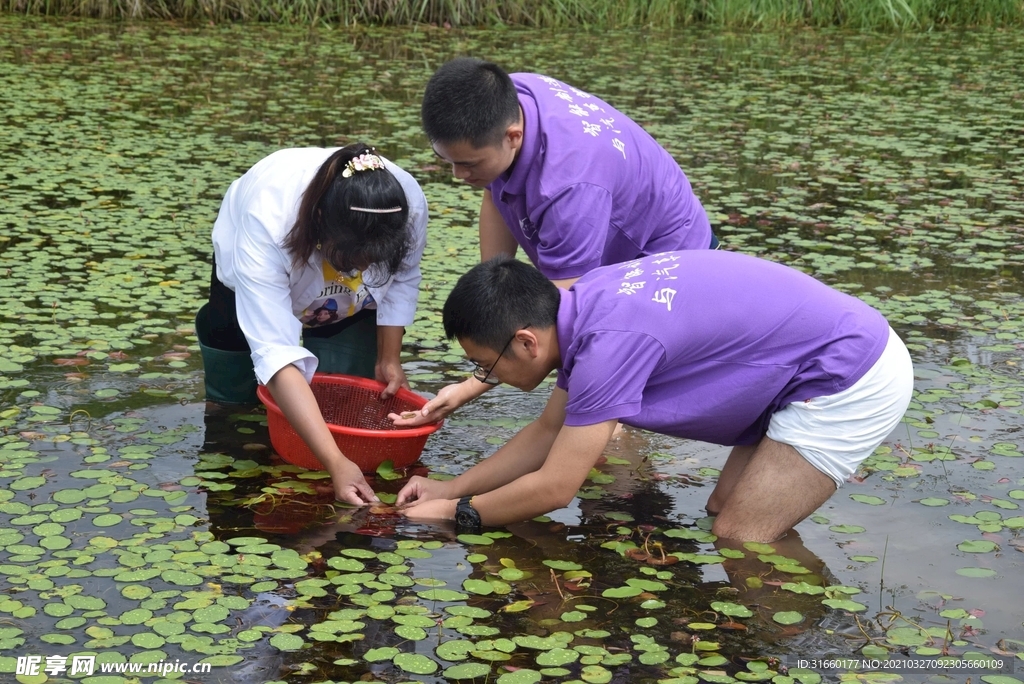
1;16;1023;684
2;0;1024;28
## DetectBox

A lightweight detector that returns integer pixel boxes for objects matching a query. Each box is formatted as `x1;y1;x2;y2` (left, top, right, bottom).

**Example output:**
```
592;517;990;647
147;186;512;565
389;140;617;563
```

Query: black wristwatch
454;496;482;533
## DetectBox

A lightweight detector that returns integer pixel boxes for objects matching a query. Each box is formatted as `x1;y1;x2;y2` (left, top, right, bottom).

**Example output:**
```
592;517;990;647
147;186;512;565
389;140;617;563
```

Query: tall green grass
4;0;1022;27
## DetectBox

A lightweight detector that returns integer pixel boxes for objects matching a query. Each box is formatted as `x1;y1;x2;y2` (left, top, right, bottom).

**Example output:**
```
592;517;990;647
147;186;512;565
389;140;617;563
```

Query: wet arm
444;387;569;497
266;364;375;504
472;418;617;525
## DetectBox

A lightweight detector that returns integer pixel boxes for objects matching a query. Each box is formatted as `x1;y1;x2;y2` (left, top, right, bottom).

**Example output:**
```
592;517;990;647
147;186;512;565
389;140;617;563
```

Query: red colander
256;373;443;472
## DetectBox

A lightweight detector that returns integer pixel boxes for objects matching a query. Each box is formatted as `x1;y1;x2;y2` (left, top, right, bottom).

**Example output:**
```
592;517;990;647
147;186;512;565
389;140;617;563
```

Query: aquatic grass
2;0;1023;26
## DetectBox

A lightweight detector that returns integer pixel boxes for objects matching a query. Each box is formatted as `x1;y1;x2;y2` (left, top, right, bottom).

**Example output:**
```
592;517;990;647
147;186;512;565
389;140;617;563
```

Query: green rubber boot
302;313;377;379
195;304;259;404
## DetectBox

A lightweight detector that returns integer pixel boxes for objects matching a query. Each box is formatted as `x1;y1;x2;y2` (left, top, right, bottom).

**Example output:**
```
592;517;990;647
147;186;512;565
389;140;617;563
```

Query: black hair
284;142;410;284
421;57;521;148
443;256;560;354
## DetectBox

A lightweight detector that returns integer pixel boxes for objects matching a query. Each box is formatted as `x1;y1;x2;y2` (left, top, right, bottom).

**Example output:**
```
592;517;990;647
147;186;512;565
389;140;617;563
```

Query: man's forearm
479;189;519;261
470;419;618;525
447;413;562;498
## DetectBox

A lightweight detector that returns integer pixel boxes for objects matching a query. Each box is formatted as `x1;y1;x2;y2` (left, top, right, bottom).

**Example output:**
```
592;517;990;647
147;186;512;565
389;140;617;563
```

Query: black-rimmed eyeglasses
471;331;518;386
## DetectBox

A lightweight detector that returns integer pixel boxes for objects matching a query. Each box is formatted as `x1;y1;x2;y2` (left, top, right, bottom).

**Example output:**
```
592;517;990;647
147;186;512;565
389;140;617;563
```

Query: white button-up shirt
211;148;428;385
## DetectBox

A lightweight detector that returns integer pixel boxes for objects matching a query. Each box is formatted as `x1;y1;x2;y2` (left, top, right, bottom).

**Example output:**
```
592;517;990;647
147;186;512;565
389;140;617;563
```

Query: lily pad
393;653;437;674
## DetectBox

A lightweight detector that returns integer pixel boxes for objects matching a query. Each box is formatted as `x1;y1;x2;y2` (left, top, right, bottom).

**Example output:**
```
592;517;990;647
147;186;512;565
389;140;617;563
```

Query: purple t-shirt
554;250;891;446
487;74;713;281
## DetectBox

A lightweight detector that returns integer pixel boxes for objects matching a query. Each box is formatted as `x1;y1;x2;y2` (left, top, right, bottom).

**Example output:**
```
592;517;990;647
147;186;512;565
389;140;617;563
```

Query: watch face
455;498;481;530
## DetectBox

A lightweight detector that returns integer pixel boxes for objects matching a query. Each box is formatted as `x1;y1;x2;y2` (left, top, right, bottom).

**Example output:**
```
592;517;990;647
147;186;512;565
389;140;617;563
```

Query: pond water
1;16;1023;684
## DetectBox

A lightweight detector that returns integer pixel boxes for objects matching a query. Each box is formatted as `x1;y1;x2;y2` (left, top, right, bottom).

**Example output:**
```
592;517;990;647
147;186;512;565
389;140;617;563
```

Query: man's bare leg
705;444;756;515
712;436;836;543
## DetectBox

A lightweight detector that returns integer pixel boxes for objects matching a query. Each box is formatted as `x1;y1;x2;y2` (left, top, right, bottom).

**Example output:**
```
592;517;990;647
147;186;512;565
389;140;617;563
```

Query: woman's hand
396;475;455;507
375;357;409;400
376;325;409;399
266;365;378;506
328;457;379;506
389;378;490;427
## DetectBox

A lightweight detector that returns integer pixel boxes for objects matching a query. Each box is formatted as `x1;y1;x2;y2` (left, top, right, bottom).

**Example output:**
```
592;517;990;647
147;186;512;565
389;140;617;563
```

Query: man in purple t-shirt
394;57;716;428
398;252;914;542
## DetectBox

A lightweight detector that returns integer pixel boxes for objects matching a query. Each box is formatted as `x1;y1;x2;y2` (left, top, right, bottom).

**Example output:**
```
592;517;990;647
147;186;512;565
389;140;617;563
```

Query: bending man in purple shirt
398;252;914;542
394;57;716;427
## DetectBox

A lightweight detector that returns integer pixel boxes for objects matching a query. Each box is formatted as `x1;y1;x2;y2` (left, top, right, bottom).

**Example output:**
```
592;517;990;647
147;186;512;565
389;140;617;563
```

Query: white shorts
766;327;914;487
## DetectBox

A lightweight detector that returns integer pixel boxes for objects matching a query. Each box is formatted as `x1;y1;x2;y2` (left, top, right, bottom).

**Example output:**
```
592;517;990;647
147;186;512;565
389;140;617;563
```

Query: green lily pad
393;653;437;674
462;578;494;595
956;567;997;578
536;648;580;666
711;601;753;618
364;646;399;662
850;494;886;505
498;669;543;684
445;662;491;679
92;514;123;527
269;633;304;651
958;540;998;553
773;611;804;625
457;534;494;545
436;639;475;661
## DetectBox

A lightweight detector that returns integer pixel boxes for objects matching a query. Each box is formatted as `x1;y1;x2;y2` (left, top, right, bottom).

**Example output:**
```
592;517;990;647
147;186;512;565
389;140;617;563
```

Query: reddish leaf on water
108;351;128;360
313;481;335;495
625;548;652;563
54;358;89;366
718;622;748;631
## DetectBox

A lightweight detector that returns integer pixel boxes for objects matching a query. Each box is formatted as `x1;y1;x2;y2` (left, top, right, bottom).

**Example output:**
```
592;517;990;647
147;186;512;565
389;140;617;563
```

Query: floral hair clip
342;152;386;178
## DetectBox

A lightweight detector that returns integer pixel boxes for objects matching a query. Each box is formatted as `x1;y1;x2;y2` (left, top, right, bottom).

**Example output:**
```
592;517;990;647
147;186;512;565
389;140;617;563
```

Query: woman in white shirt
197;143;428;505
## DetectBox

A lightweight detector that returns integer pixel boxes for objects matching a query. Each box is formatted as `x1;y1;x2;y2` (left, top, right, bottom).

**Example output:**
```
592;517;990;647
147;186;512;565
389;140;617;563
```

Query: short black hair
443;257;560;354
422;58;520;148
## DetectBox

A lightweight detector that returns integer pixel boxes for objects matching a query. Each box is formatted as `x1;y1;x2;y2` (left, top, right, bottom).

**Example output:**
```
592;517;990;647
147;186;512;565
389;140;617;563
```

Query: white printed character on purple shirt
488;73;713;282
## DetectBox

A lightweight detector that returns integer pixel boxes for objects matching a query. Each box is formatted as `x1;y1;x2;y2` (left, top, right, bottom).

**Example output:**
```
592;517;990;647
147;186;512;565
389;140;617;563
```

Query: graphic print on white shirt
300;261;376;328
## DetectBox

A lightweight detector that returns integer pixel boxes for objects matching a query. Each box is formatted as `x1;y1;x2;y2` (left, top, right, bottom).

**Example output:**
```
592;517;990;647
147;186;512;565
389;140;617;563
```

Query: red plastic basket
257;373;443;473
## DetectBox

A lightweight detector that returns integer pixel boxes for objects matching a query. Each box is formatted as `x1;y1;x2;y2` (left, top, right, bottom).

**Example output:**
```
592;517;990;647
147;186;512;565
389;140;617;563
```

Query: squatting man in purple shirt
392;57;716;428
398;251;914;542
